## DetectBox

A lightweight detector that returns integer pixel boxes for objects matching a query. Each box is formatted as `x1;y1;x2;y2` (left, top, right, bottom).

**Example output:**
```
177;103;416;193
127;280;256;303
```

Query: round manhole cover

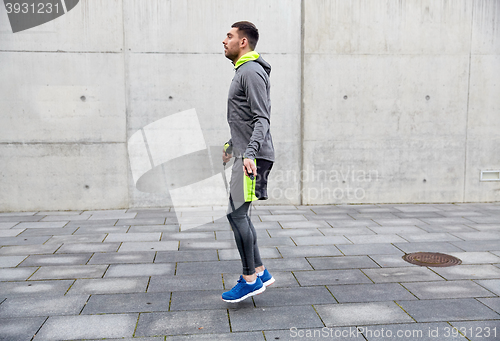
402;252;462;267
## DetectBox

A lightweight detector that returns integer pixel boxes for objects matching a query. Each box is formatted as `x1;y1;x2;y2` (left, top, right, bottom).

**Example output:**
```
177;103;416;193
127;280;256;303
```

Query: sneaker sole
262;277;275;287
221;285;266;303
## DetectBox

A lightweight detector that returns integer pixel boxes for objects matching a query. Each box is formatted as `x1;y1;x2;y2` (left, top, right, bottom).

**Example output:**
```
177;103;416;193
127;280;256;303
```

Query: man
221;21;275;303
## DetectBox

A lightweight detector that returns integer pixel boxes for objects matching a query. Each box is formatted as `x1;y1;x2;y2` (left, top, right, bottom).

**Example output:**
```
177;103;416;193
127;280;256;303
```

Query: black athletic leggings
227;200;263;275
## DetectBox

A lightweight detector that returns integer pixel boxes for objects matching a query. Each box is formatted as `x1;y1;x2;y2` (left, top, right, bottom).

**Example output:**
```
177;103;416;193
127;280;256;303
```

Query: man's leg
227;201;263;281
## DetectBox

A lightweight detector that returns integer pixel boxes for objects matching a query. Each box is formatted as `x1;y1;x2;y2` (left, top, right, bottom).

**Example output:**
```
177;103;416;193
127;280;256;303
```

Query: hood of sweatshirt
234;51;271;76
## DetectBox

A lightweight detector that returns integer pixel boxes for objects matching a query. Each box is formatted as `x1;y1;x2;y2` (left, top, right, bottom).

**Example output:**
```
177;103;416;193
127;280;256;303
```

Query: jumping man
221;21;275;302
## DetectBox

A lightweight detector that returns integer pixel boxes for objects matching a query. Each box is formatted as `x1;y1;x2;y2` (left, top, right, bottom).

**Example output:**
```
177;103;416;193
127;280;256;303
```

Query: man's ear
240;37;248;48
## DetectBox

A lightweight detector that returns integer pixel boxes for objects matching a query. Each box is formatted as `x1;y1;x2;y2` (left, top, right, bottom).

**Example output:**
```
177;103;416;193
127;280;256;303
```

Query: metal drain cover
402;252;462;267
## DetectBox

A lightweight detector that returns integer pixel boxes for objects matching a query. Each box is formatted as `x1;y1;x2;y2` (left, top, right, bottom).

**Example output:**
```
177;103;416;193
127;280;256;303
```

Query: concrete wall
0;0;498;211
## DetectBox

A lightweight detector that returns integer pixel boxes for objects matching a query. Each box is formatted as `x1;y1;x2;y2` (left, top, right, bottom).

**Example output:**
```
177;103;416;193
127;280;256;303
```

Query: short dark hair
232;21;259;50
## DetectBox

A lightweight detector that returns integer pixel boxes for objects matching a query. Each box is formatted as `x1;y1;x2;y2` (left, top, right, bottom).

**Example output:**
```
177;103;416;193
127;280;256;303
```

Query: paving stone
349;213;400;220
0;317;47;341
56;243;120;254
259;258;313;271
449;320;500;341
40;214;91;222
394;206;445;213
294;269;372;286
466;216;500;224
360;322;467;340
308;255;380;270
73;226;130;235
315;301;413;327
398;233;463;243
306;214;354;221
327;219;379;227
67;277;149;295
279;220;330;229
0;236;52;246
178;240;236;250
397;298;500;322
253;237;295;247
337;243;403;256
292;236;351;246
368;225;429;234
0;280;73;297
347;234;408;244
0;222;18;229
104;232;162;242
161;232;216;241
452;232;500;241
393;242;464;253
0;216;42;223
82;292;170;314
105;263;174;278
155;250;218;263
278;245;342;258
362;267;444;283
0;212;37;217
0;255;27;267
432;265;500;280
268;229;323;238
65;219;119;227
180;222;230;232
264;327;365;341
465;223;500;230
260;214;307;222
402;280;495;299
417;224;478;233
165;331;264;340
218;247;280;261
129;225;180;233
89;252;155;265
451;240;500;252
0;267;38;281
475;279;500;295
88;212;137;220
446;252;500;264
148;274;223;292
118;241;179;252
176;260;241;275
30;265;107;280
369;254;419;268
170;289;254;311
117;218;168;225
0;295;88;318
476;297;500;314
45;234;107;244
13;222;67;229
36;211;83;216
34;314;138;340
18;227;78;236
229;305;323;332
0;230;23;237
320;226;377;235
393;212;446;219
373;218;424;226
419;217;477;225
136;310;230;336
253;286;337;307
328;283;417;303
19;254;92;267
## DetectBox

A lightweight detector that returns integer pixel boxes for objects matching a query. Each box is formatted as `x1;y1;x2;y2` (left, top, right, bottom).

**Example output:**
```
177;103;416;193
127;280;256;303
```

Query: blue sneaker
222;276;266;303
258;269;275;287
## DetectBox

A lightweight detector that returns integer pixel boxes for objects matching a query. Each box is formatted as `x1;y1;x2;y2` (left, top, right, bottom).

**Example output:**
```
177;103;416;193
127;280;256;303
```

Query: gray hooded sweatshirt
227;53;275;162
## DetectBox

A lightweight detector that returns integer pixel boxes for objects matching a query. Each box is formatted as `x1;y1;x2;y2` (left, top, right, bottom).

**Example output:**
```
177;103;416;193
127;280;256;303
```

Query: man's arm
242;69;270;160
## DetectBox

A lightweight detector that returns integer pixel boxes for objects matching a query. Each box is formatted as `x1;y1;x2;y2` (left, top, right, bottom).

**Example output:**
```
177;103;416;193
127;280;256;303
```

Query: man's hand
243;158;257;178
222;150;232;164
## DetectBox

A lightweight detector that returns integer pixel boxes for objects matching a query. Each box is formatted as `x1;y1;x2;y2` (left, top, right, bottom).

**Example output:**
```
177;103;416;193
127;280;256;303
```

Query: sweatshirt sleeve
241;68;270;160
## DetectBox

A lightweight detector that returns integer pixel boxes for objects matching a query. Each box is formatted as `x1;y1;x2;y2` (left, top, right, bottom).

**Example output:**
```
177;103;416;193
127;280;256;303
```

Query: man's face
223;27;243;62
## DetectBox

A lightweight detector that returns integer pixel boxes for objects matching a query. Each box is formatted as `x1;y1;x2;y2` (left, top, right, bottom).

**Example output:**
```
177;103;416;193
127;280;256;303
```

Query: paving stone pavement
0;203;499;340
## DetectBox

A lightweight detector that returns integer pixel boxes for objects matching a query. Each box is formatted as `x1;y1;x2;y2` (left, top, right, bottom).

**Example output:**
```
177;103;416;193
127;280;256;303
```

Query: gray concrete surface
0;202;500;340
1;1;500;211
